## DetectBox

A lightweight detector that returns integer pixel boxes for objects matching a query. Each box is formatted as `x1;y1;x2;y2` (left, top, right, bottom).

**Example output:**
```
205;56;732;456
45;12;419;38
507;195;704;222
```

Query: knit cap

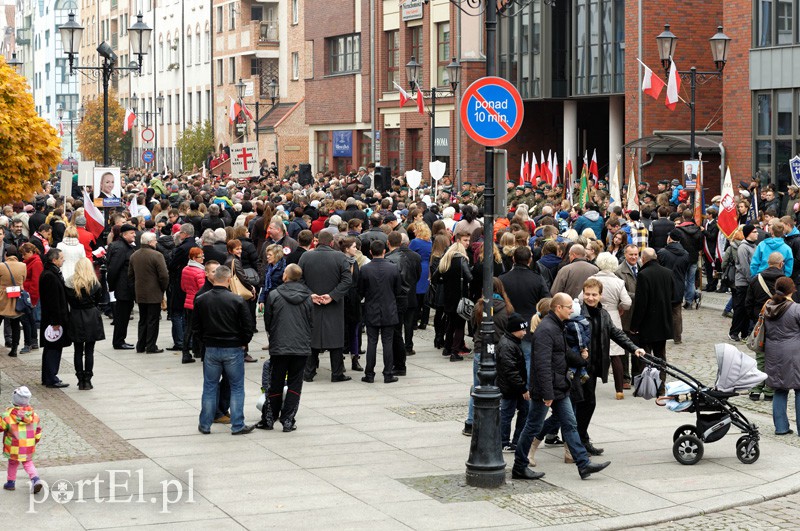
12;386;31;407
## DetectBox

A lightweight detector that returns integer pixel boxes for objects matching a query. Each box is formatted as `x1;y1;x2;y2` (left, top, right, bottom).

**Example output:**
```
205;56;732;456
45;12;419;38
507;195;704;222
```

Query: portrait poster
93;167;121;207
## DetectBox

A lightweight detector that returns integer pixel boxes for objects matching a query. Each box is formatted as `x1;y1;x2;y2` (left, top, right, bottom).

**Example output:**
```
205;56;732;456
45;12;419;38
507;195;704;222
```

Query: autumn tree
176;120;214;170
75;91;133;166
0;57;62;203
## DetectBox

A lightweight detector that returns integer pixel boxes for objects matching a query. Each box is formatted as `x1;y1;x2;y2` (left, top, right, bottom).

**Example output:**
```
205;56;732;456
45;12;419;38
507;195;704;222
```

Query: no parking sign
459;77;524;147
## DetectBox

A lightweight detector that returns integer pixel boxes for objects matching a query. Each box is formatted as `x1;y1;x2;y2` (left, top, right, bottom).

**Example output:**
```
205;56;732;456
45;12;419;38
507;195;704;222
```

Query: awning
623;131;723;154
255;103;296;133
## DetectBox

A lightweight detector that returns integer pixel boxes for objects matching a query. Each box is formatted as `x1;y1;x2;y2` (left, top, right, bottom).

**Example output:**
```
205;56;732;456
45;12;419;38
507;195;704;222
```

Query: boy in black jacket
496;313;531;452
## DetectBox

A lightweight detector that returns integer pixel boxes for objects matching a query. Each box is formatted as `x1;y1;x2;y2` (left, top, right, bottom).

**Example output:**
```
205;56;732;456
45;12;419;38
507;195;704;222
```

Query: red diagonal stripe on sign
472;89;513;134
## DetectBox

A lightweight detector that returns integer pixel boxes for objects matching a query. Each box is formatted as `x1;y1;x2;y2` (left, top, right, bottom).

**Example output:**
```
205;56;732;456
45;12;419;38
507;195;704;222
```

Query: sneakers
543;435;563;446
502;444;517;453
19;345;32;354
722;311;734;318
32;477;42;494
3;480;14;491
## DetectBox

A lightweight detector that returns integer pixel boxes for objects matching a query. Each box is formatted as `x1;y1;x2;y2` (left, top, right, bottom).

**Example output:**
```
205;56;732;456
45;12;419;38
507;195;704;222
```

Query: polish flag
229;97;242;124
589;149;599;185
393;82;412;107
565;149;573;176
519;154;525;186
58;121;64;137
546;150;553;184
665;57;681;111
82;189;105;238
552;152;560;186
642;64;666;99
524;152;531;183
540;150;546;184
416;91;425;115
530;151;540;183
241;102;254;120
123;108;136;133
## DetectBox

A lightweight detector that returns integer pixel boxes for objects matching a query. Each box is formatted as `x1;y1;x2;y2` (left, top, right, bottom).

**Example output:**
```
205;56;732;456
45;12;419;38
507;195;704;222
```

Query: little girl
1;386;43;493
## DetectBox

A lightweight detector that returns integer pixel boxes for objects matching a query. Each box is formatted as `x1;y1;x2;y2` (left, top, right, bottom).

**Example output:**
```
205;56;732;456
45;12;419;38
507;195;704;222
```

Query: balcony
255;21;279;45
111;33;118;50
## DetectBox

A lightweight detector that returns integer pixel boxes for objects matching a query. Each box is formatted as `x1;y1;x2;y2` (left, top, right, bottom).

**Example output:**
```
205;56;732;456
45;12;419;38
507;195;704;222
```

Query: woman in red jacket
180;247;206;365
20;243;43;354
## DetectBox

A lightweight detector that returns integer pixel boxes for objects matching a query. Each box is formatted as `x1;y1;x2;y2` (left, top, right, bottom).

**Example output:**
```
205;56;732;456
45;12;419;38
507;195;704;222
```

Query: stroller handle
637;352;706;389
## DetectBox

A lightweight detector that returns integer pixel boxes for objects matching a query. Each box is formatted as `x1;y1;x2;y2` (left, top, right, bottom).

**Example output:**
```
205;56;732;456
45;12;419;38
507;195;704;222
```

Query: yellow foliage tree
75;91;132;165
0;56;62;203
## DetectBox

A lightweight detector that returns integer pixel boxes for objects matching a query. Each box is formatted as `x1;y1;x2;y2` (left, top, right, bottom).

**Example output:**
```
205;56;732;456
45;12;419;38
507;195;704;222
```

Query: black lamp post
6;52;23;72
655;24;731;161
57;105;75;169
60;11;152;166
405;56;460;178
130;92;163;167
235;77;279;143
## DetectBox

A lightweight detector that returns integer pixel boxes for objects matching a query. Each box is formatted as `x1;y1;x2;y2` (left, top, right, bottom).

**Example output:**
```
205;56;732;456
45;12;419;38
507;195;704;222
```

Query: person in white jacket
57;226;88;288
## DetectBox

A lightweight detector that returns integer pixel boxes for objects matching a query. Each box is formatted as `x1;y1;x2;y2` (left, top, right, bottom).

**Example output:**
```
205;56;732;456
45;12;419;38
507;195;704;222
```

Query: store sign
333;130;353;157
434;127;449;157
402;0;423;21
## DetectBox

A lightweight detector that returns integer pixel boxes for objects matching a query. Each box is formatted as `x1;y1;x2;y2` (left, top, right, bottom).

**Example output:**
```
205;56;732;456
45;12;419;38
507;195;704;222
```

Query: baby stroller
640;343;767;466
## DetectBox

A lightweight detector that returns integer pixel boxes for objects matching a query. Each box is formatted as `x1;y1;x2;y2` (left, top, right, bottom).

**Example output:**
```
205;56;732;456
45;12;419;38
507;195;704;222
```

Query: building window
410;26;423;68
186;34;192;67
196;31;202;64
159;41;164;71
216;59;223;85
292;52;299;80
205;29;211;62
437;23;450;87
386;129;400;177
292;0;299;25
228;4;236;30
328;33;360;74
166;95;172;124
216;6;223;32
410;129;423;172
387;30;399;91
753;89;798;194
572;0;624;96
757;0;795;47
229;57;236;83
187;96;192;125
316;131;329;173
360;131;371;168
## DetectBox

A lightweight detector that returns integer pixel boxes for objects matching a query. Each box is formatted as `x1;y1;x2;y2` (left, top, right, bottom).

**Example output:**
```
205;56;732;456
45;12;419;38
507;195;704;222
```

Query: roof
623;131;724;154
256;103;298;133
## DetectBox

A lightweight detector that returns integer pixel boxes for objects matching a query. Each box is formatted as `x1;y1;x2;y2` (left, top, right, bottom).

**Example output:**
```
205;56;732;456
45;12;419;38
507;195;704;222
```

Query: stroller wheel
673;434;704;465
673;424;699;442
736;436;760;464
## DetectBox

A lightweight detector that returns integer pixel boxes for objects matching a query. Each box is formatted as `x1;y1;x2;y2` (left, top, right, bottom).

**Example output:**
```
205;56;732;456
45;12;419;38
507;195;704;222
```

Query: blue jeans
200;347;246;432
171;311;184;348
772;389;800;434
520;340;532;384
466;352;481;425
514;396;590;471
684;263;698;304
500;396;529;446
724;296;733;313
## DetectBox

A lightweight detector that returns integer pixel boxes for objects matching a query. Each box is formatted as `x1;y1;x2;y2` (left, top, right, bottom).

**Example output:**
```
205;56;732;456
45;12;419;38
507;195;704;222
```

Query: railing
256;20;279;44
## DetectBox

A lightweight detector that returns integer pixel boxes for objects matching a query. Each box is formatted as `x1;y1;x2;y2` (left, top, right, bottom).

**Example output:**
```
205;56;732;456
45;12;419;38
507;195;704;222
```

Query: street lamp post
60;11;152;166
56;105;75;169
655;24;731;162
6;52;23;72
405;57;461;180
130;92;163;168
234;77;279;143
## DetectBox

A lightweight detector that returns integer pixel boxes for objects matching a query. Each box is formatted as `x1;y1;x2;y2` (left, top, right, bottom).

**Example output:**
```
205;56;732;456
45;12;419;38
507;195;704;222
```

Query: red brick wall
723;0;752;184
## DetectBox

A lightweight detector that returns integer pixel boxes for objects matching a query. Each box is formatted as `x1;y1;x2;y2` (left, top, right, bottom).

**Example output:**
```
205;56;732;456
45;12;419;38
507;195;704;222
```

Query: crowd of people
0;163;797;474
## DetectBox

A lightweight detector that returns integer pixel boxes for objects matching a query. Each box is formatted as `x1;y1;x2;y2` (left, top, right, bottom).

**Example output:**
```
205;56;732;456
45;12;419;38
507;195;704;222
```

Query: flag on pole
579;156;590;207
552;153;560;187
524;152;531;183
589;149;599;186
519;154;525;186
539;150;546;184
129;194;140;218
546;150;553;185
693;162;704;227
393;82;412;107
627;165;639;212
82;189;105;238
565;149;573;177
241;102;254;120
749;192;759;222
531;151;540;183
665;57;681;111
58;121;64;137
123;108;136;133
641;62;666;99
228;97;242;124
718;167;738;238
609;158;621;205
416;92;425;115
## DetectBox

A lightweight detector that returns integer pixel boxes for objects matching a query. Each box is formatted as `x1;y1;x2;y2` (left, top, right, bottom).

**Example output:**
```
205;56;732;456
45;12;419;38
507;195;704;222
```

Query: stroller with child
639;343;767;466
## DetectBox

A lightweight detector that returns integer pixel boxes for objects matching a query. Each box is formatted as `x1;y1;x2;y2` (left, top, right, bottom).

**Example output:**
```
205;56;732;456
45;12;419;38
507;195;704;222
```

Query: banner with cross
230;142;260;179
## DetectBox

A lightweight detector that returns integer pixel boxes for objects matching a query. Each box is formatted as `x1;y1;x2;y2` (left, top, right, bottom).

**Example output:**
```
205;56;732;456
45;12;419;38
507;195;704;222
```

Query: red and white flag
641;64;666;100
540;151;546;184
665;57;681;111
531;151;540;183
416;91;425;115
58;121;64;137
524;152;531;182
546;150;553;185
717;167;738;238
519;154;525;186
552;152;560;186
228;97;242;124
82;189;105;238
241;102;254;120
123;108;136;133
589;149;599;185
393;82;412;107
565;149;573;176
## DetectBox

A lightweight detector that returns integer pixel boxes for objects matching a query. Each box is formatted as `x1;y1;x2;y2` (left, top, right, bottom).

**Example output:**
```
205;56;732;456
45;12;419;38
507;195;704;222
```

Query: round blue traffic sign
142;149;155;163
460;76;524;147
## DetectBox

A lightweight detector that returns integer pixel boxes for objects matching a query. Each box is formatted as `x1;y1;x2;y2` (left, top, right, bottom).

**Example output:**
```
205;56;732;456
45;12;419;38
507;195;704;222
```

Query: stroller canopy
715;343;767;393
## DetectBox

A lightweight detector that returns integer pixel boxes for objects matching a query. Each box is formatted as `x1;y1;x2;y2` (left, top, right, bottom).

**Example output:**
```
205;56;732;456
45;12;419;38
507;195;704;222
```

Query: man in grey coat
298;230;353;382
128;232;169;353
615;244;639;388
550;244;599;298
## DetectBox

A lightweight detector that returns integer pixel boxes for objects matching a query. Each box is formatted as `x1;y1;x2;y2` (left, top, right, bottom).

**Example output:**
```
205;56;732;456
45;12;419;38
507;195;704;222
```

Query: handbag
242;267;260;287
633;366;662;400
230;274;254;300
4;263;32;313
424;283;438;307
747;301;769;353
455;257;474;321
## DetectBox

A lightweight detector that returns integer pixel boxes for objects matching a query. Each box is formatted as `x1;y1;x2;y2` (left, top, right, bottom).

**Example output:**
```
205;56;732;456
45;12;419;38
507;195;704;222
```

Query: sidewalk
0;306;798;530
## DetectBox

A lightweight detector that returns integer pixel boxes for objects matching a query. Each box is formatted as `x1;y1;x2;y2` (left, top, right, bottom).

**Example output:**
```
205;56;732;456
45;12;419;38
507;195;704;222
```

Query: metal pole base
465;385;506;488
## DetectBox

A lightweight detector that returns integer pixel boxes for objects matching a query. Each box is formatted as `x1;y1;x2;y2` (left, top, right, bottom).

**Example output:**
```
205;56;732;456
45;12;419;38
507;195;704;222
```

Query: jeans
500;396;530;446
466;351;481;425
514;396;590;471
520;340;532;384
21;308;37;347
684;263;698;305
772;389;800;434
724;296;733;313
199;347;246;432
171;310;184;349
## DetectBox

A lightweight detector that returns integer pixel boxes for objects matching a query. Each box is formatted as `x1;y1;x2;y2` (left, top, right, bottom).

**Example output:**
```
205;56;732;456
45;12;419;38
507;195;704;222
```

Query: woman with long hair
180;247;205;364
67;258;105;389
763;277;800;436
19;243;43;354
607;231;626;263
409;222;433;329
39;248;71;387
499;231;517;273
226;239;257;362
428;234;451;349
432;236;473;361
57;226;86;288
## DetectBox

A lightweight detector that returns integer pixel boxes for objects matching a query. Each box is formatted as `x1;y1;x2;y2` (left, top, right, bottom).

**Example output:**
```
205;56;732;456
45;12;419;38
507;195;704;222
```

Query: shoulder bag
747;301;769;353
455;257;474;321
230;274;254;300
4;263;32;313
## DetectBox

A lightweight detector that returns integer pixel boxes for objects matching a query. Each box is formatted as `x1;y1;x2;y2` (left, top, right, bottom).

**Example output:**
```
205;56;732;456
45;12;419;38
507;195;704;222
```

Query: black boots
351;357;363;372
77;371;94;390
182;354;196;364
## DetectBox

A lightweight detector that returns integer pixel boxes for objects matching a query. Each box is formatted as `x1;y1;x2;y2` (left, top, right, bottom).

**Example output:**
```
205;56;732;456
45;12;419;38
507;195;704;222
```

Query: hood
664;242;688;257
764;298;794;320
762;237;788;251
787;227;800;238
539;254;562;266
158;235;175;248
761;266;785;281
678;223;701;235
7;406;35;424
583;211;601;222
277;281;312;305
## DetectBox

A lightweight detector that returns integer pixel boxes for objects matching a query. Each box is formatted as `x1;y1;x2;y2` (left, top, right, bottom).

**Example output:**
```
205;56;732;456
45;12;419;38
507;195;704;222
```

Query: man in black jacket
195;265;255;435
386;232;421;373
107;224;137;350
499;246;550;375
358;240;402;383
649;206;674;251
657;231;690;343
675;209;704;308
359;214;388;259
513;292;610;481
496;313;531;452
168;224;198;354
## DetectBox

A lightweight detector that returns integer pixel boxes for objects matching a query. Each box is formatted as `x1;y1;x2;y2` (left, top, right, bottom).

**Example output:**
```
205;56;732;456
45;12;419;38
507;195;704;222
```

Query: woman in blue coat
409;222;432;329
